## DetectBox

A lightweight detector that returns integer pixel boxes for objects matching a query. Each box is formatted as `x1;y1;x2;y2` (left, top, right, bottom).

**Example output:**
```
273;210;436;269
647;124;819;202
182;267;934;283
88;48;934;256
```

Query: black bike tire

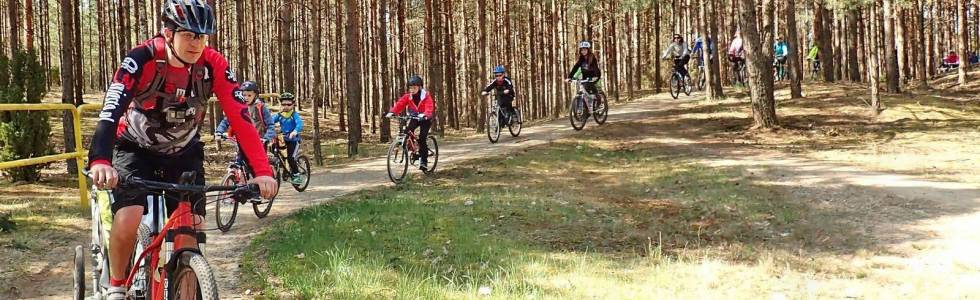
252;165;279;219
169;252;220;300
291;155;312;192
569;96;587;131
487;110;500;143
593;93;608;125
386;140;409;183
73;245;85;300
214;173;239;232
670;74;680;99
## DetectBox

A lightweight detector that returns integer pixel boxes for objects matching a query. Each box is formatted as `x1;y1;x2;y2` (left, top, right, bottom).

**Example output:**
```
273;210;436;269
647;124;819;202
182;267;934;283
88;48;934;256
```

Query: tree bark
957;0;970;85
738;0;778;128
345;0;363;156
915;0;928;88
785;0;803;98
846;9;862;82
883;0;901;92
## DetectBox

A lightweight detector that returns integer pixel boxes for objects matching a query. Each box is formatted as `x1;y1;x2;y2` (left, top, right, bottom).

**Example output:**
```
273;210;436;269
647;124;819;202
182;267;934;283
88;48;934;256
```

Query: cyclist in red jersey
87;1;277;298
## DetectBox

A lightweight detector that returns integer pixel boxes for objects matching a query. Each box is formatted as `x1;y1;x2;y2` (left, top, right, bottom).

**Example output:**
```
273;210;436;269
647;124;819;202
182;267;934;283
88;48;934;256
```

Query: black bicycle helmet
407;75;424;87
162;0;216;35
240;81;259;92
279;92;296;100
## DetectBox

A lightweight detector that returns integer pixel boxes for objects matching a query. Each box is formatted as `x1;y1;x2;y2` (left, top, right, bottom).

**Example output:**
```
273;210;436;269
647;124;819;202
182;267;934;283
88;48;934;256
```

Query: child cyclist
271;92;305;184
384;75;436;171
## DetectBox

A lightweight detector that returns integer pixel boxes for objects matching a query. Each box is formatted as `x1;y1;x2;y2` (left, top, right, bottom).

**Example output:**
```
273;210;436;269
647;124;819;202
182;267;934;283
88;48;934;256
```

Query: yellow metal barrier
0;94;282;207
0;103;100;207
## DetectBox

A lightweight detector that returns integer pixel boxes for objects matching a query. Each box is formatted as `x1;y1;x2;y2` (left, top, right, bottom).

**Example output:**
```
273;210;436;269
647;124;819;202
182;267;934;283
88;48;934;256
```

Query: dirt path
14;90;980;299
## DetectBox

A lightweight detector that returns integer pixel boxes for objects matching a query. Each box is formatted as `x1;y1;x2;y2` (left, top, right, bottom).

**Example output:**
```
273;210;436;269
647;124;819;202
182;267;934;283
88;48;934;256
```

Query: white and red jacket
390;89;436;118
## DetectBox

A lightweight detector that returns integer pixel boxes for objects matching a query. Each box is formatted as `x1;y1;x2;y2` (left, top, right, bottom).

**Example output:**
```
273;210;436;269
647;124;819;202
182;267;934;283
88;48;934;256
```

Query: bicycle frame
122;191;203;299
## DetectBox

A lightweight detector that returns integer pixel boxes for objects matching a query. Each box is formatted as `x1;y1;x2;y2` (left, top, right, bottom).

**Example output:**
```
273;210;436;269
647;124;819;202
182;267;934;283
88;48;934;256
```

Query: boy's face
580;48;589;56
409;86;421;94
244;91;258;104
281;101;295;111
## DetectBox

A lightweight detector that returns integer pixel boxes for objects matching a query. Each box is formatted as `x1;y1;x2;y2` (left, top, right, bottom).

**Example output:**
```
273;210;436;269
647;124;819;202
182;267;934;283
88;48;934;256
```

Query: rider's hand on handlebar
249;176;278;199
503;90;511;95
384;112;394;118
89;163;119;189
481;91;489;96
418;113;427;120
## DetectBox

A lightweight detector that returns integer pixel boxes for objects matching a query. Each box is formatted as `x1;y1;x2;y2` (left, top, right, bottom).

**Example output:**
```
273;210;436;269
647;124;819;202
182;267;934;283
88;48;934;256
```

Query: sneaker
106;286;128;300
419;160;429;171
290;174;306;185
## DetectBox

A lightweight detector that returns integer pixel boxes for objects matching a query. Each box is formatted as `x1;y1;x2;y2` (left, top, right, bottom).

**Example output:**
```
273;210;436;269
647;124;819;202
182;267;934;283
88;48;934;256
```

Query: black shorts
110;141;207;216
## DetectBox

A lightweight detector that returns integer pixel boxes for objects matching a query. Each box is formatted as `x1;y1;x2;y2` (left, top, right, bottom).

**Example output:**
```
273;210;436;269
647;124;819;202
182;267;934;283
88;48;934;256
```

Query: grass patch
242;139;843;299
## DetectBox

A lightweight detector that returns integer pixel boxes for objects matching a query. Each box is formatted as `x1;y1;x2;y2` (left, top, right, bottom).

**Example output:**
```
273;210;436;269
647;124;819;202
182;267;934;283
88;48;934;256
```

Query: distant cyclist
481;65;518;121
727;31;746;77
773;36;789;78
662;33;691;83
565;41;603;97
385;75;436;171
215;80;276;171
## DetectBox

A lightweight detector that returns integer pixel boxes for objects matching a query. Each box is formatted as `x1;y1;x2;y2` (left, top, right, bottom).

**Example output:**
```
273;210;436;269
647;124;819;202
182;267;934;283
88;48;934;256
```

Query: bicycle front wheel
169;252;220;300
214;173;240;232
669;74;681;99
487;110;500;143
424;136;439;174
387;140;409;183
252;164;280;219
569;96;587;131
291;155;312;192
73;245;85;300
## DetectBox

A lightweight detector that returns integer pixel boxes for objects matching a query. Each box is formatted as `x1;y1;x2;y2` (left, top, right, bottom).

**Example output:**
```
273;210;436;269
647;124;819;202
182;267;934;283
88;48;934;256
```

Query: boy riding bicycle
87;1;277;298
481;65;518;123
271;92;306;184
385;75;436;171
215;80;276;173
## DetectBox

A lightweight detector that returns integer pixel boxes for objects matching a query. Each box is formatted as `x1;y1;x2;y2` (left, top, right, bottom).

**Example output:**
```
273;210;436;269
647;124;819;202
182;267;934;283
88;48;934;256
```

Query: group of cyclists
659;30;823;90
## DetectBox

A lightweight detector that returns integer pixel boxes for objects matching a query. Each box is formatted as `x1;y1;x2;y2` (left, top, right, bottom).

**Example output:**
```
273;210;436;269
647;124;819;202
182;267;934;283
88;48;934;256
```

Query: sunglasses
282;103;294;106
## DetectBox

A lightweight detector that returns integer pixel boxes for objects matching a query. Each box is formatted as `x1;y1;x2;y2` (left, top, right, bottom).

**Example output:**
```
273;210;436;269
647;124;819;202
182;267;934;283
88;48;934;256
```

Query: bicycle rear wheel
592;94;608;125
386;140;409;183
669;74;681;99
508;108;523;137
569;96;587;131
291;155;312;192
487;109;500;143
169;252;220;300
424;136;439;174
214;173;239;232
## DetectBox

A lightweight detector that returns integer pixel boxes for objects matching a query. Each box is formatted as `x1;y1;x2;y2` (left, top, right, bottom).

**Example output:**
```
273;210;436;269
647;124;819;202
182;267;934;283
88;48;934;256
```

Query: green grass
241;140;829;299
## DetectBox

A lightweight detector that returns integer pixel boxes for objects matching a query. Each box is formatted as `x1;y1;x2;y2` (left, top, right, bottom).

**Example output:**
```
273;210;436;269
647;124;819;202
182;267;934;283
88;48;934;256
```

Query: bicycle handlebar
567;78;599;84
84;170;260;198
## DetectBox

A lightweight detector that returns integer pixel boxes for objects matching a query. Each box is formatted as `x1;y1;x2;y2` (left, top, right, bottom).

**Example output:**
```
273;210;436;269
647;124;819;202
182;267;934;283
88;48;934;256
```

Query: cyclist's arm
482;80;496;93
567;58;583;79
504;78;516;95
215;117;230;134
260;105;276;140
206;50;273;177
421;93;436;118
88;47;151;167
660;45;672;59
390;94;409;114
294;113;304;133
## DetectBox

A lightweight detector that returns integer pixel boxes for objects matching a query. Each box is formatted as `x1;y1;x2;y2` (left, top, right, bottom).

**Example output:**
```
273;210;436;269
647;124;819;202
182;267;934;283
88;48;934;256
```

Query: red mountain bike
385;114;440;183
74;171;258;300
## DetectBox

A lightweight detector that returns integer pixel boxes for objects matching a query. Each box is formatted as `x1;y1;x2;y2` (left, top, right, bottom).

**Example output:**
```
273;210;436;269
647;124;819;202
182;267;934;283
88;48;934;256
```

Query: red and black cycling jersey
89;35;273;177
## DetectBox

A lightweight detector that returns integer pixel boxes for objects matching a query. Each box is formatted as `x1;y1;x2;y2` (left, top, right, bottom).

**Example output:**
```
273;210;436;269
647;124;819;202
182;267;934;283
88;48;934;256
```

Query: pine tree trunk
345;0;362;156
60;0;76;174
869;1;882;116
379;0;391;142
915;0;929;88
847;9;862;82
883;0;901;92
706;0;724;97
738;0;778;129
957;0;970;85
785;0;803;98
8;0;19;51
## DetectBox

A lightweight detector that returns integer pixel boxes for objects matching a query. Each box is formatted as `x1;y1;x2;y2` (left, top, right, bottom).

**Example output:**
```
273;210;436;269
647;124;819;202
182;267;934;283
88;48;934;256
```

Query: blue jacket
272;111;304;142
215;99;276;141
774;42;789;57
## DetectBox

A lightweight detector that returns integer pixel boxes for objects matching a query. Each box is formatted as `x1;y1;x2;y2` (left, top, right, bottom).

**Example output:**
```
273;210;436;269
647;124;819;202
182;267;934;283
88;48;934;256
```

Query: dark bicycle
667;58;692;99
268;132;311;192
213;137;280;232
485;92;523;143
773;57;788;82
385;114;440;183
733;60;748;87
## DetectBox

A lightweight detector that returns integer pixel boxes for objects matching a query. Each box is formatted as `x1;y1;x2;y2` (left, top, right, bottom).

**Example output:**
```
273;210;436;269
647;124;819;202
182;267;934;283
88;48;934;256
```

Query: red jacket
390;89;436;118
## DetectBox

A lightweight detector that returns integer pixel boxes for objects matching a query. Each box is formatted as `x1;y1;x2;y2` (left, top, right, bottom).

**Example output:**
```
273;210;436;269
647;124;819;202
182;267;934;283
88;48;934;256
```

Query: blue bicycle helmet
493;65;506;74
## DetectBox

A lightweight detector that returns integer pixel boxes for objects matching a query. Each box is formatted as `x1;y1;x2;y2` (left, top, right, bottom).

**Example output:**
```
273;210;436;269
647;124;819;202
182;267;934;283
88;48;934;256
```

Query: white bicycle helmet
578;41;592;49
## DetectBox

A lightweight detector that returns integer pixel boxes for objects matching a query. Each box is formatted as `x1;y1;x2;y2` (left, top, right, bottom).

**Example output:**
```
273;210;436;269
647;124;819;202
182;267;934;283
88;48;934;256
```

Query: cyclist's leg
108;144;152;288
500;96;515;118
285;140;300;175
680;55;691;79
417;120;432;163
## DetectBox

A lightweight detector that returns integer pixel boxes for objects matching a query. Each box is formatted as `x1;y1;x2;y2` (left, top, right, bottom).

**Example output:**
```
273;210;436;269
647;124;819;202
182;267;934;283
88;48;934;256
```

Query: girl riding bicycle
566;41;603;95
385;75;436;171
661;33;691;83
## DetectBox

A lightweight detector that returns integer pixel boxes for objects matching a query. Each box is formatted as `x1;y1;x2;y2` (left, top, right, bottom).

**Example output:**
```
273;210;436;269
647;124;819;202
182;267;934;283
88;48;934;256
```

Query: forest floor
2;75;979;298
